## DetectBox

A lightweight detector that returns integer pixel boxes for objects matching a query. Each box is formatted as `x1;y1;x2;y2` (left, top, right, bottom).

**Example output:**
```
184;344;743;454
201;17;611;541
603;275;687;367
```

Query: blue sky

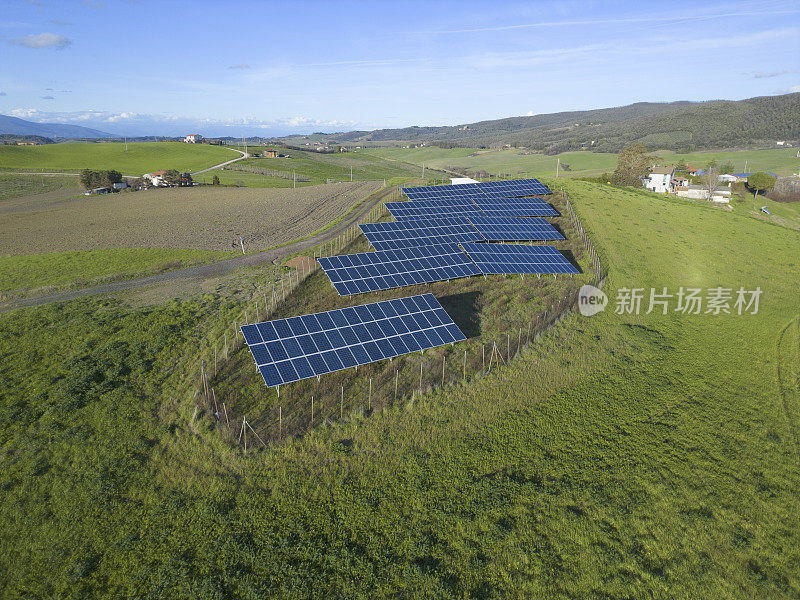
1;0;798;136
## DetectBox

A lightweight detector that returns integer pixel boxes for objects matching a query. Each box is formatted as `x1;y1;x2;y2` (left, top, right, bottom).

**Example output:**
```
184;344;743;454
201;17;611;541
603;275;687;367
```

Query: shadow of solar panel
460;243;579;275
241;293;467;387
466;217;564;241
360;217;484;250
318;243;481;295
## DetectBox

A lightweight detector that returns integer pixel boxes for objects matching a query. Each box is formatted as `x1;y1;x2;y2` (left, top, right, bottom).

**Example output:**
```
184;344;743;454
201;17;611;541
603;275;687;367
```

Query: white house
184;134;202;144
643;166;674;193
450;177;479;185
143;170;167;187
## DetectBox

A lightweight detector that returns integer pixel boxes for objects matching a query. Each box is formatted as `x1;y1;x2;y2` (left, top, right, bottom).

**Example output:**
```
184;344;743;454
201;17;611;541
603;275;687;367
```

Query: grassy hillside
200;147;434;187
365;147;800;178
331;93;800;153
0;180;798;597
0;248;234;297
0;141;240;174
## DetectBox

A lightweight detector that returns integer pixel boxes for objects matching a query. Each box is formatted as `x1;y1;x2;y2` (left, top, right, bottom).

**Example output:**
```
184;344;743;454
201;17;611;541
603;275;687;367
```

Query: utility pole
293;171;296;188
422;163;425;179
124;137;128;152
556;158;560;178
350;166;353;182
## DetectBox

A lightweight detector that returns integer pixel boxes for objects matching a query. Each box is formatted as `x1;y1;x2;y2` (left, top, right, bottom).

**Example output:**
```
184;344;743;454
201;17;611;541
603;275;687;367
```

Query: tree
720;160;735;174
701;161;721;201
746;172;776;198
211;175;220;185
79;169;97;190
162;169;182;186
611;143;655;187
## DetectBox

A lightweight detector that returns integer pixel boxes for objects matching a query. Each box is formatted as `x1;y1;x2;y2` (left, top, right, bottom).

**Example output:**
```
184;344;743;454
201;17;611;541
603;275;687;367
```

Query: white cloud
525;110;535;116
780;84;800;93
753;69;795;78
10;32;71;49
229;63;250;69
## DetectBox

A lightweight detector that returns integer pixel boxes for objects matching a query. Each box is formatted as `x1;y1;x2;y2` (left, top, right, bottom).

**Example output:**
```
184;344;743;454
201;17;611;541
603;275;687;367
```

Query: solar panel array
477;179;551;196
240;293;466;387
360;218;485;251
467;217;564;242
317;243;481;296
460;243;579;275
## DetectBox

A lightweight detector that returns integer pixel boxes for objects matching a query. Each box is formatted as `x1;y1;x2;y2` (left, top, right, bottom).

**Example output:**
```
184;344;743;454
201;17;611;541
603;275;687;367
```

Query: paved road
192;148;248;175
0;185;398;312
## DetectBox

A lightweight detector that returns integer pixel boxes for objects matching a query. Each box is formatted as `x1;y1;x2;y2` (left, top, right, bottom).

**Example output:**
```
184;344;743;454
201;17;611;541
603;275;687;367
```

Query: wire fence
190;185;605;452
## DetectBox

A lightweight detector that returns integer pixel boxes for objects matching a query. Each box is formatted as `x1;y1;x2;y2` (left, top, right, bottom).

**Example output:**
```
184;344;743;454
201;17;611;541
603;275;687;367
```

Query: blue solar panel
473;199;558;217
402;178;551;201
466;217;564;241
360;217;485;250
460;243;579;275
386;201;484;220
241;293;467;387
317;243;481;295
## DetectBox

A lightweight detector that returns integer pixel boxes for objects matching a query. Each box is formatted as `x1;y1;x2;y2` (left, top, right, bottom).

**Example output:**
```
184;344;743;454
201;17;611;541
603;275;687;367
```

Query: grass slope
0;173;79;200
200;148;432;187
0;141;240;174
364;147;800;178
0;248;234;296
0;181;798;597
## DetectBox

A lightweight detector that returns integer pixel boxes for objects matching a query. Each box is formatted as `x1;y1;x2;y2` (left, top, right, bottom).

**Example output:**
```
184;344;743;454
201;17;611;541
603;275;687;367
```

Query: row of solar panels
387;198;557;219
318;242;577;296
359;216;562;250
242;293;467;387
402;178;551;201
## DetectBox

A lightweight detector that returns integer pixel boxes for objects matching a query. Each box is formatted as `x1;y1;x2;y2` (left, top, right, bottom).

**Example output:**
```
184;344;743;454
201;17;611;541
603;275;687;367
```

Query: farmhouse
184;134;203;144
263;149;278;158
642;166;674;193
143;170;167;187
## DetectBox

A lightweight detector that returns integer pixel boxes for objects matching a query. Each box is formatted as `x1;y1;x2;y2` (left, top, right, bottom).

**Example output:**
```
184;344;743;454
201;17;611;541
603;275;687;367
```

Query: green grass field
364;146;800;178
201;148;433;187
0;248;234;296
0;173;79;200
0;178;799;597
0;141;240;174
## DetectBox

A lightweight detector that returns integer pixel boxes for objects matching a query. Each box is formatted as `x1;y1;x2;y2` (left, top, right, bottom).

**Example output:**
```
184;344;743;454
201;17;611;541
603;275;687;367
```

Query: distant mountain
324;93;800;154
0;114;119;139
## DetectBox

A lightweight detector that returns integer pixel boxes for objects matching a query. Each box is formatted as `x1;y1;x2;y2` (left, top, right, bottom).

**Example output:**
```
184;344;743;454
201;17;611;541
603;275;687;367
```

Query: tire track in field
0;184;401;313
776;315;800;464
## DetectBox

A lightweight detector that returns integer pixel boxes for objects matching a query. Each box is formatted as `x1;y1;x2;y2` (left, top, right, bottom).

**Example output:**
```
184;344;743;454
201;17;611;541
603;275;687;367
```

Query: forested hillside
330;93;800;153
